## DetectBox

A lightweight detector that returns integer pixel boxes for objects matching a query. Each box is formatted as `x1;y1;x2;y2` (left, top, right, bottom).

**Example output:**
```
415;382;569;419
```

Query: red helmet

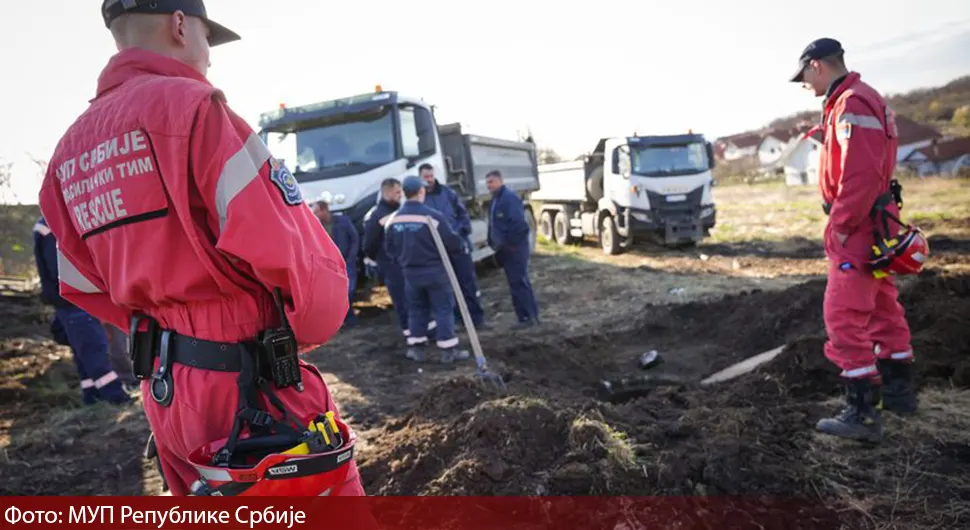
187;412;357;496
870;226;929;277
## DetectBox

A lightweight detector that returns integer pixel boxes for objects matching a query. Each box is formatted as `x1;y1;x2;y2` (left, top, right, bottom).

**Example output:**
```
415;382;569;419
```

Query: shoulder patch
269;158;302;206
836;122;852;144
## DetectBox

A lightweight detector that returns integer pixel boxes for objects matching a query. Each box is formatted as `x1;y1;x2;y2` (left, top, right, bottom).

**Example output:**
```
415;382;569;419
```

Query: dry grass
805;389;970;530
711;176;970;243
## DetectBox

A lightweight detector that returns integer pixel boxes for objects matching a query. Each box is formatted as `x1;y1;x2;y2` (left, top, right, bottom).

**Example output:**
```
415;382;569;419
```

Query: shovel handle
424;216;490;370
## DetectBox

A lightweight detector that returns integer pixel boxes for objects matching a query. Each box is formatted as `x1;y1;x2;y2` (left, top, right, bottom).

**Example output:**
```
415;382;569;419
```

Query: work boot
439;347;470;364
405;344;427;362
815;378;883;443
878;359;918;415
98;380;133;405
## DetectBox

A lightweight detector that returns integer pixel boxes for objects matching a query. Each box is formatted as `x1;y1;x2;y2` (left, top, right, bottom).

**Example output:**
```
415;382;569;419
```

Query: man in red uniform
790;38;917;443
39;0;364;495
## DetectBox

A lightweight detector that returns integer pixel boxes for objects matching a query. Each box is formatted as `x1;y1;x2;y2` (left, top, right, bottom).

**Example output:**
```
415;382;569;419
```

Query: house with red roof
902;136;970;176
715;133;762;161
894;115;943;162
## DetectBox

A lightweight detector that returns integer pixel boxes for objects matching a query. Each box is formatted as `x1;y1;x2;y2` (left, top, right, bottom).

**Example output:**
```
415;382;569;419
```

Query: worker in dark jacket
312;201;361;328
419;164;487;329
385;176;470;363
32;217;130;405
486;170;540;328
363;179;408;334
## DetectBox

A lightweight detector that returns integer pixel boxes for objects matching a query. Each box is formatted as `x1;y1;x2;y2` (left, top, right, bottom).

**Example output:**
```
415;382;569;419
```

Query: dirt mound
0;295;53;340
361;395;571;495
903;271;970;387
410;377;501;421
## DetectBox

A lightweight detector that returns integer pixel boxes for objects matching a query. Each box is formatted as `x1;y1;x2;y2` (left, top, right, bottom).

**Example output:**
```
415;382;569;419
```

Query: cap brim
204;19;241;47
789;64;806;83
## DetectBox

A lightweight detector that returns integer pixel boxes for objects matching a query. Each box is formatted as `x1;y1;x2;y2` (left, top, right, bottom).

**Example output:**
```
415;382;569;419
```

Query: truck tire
600;214;621;255
553;213;574;245
587;166;604;202
539;211;555;242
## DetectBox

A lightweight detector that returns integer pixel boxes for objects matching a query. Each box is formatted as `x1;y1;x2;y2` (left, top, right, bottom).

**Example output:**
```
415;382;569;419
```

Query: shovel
425;216;507;391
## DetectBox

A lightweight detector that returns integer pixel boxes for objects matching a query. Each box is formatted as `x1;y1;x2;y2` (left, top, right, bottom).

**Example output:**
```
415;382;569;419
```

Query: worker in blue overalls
312;200;360;328
385;176;470;363
32;217;131;405
486;170;540;329
419;163;488;330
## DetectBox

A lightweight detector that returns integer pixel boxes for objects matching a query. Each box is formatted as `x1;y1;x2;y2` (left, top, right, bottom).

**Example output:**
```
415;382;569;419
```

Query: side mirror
415;108;437;156
706;142;716;169
615;145;632;179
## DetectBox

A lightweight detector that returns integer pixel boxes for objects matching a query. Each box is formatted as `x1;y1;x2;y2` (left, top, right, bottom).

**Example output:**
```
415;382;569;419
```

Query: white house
902;137;970;176
757;134;787;168
780;128;823;186
757;124;813;171
716;133;762;161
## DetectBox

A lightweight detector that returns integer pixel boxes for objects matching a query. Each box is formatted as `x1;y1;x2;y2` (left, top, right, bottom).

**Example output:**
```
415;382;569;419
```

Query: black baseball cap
101;0;241;47
789;38;843;82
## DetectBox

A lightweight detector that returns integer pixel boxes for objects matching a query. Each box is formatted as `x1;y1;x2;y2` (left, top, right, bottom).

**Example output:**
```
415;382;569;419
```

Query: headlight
319;191;333;203
333;193;347;205
632;212;650;222
701;207;714;218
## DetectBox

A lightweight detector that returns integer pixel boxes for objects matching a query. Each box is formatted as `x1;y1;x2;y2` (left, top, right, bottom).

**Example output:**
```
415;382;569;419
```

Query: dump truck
531;133;717;254
256;88;540;275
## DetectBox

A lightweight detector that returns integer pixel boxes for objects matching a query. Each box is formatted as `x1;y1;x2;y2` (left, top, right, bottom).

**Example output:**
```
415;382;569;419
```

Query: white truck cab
533;133;717;254
256;88;540;274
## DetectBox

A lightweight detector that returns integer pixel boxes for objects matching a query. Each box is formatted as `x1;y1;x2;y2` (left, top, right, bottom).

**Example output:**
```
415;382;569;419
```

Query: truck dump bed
532;160;589;203
438;123;539;202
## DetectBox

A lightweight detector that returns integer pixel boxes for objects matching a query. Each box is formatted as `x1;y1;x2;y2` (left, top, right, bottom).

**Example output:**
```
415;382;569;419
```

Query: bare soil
2;179;969;528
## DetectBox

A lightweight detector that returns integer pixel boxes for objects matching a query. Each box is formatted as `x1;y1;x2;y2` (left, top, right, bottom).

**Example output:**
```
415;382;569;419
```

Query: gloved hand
363;258;379;280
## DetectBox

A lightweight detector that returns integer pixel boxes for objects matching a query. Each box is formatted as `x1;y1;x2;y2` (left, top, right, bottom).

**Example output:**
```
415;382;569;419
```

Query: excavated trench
357;270;970;526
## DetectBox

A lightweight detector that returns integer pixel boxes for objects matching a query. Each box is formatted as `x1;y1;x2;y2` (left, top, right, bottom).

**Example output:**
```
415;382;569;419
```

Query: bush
953;105;970;128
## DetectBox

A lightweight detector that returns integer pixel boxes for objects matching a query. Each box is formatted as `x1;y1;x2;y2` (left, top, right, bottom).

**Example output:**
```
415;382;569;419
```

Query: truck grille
646;187;704;221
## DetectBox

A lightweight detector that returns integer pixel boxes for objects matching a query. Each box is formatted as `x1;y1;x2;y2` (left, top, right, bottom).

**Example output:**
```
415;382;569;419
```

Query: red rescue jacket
819;71;900;267
38;49;349;347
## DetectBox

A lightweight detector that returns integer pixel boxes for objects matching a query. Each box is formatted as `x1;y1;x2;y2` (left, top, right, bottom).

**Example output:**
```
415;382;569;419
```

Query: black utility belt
128;315;303;407
822;179;903;219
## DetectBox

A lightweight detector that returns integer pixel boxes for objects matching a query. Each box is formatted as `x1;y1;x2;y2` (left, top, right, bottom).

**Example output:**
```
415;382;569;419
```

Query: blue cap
101;0;240;47
402;175;424;196
790;38;843;82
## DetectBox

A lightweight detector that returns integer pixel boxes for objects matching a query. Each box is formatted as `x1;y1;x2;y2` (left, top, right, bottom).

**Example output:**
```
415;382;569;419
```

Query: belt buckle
150;330;175;407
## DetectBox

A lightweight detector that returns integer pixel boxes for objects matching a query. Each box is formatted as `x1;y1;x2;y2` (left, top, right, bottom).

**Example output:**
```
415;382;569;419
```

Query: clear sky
2;0;969;204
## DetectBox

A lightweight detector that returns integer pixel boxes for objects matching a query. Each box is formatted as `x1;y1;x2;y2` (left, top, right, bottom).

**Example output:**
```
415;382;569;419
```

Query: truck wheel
600;215;621;255
554;213;573;245
525;207;538;253
539;211;554;242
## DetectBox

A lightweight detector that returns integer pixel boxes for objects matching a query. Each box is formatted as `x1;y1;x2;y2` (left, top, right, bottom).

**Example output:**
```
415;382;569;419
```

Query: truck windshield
631;143;709;177
263;105;397;182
